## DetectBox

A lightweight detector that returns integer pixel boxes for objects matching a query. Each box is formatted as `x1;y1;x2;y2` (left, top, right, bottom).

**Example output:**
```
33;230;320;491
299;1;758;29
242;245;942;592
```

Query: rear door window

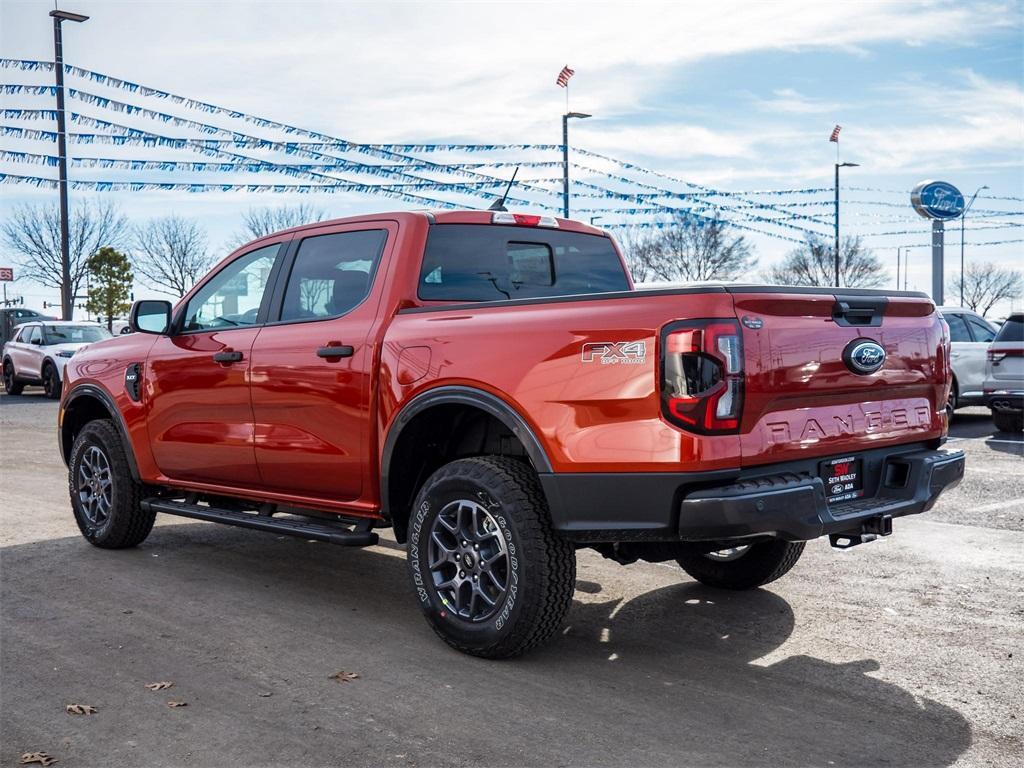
966;315;996;343
419;225;629;302
279;229;388;322
944;313;971;343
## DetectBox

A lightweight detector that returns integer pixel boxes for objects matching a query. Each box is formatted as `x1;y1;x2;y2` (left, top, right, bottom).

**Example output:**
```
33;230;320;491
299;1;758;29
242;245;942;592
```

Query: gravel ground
1;392;1021;768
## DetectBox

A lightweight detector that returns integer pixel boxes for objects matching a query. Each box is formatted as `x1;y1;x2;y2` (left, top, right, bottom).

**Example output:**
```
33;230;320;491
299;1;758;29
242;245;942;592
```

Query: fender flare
380;385;553;520
61;383;141;482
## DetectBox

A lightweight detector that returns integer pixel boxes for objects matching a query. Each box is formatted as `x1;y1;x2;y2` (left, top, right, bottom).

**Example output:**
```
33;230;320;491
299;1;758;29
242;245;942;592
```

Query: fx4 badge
581;341;646;365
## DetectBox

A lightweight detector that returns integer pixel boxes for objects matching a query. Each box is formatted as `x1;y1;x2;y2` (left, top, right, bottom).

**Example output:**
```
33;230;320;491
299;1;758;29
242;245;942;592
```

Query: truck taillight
660;319;744;434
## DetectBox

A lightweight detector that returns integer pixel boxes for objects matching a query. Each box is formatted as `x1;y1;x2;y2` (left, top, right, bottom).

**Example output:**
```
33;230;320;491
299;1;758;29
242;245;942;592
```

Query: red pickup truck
59;210;964;658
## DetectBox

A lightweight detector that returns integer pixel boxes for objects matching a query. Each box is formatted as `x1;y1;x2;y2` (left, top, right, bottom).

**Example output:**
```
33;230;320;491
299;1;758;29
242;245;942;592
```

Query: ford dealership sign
911;180;965;220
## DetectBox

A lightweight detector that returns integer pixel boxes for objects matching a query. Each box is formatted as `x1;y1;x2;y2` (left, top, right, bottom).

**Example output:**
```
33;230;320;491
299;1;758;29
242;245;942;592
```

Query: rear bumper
985;390;1024;413
540;443;965;544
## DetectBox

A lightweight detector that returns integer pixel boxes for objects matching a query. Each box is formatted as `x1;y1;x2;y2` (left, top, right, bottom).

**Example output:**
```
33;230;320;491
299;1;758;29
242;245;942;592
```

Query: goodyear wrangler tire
407;456;576;658
69;419;155;549
676;541;805;591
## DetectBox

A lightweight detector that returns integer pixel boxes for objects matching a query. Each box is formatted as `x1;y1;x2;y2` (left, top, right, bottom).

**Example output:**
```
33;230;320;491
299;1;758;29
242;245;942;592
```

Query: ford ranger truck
58;210;965;658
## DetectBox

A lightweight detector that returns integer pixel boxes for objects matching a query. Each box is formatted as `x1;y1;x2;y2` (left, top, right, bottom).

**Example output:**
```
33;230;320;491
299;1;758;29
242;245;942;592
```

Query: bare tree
1;198;128;318
654;215;756;282
948;262;1023;316
764;235;885;288
132;216;213;297
232;203;327;246
616;227;663;283
619;216;755;284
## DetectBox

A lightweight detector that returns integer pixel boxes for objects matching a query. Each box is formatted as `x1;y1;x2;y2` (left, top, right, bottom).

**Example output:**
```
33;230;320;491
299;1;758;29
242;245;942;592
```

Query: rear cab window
418;225;629;302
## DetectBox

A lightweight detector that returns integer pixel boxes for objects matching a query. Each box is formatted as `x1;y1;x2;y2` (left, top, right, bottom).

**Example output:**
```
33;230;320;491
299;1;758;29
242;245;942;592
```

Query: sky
1;0;1022;314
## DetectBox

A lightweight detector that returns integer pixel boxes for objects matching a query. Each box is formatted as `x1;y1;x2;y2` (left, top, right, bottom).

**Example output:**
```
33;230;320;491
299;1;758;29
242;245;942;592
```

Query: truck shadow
1;526;972;767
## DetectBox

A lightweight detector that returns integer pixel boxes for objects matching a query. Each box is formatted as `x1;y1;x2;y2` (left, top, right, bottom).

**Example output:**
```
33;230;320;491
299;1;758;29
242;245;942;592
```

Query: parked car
937;307;999;412
57;210;964;658
0;307;56;348
983;312;1024;433
3;320;112;398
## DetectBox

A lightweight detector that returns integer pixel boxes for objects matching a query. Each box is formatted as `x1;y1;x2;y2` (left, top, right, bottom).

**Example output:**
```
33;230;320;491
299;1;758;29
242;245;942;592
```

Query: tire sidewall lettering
411;476;522;637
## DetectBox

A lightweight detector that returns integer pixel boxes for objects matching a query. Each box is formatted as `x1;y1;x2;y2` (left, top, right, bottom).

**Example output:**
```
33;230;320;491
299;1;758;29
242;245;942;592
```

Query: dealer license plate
820;456;864;503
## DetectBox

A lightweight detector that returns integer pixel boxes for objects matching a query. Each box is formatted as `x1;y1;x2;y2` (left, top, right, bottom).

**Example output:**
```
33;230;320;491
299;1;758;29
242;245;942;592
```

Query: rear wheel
676;540;804;590
69;420;155;548
42;362;61;399
407;456;576;658
3;359;23;395
993;411;1024;434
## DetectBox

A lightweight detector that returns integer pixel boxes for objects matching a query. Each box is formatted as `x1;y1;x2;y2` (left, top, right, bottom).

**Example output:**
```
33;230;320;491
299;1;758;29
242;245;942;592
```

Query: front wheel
407;456;576;659
69;419;155;548
676;540;805;590
3;360;23;395
993;411;1024;434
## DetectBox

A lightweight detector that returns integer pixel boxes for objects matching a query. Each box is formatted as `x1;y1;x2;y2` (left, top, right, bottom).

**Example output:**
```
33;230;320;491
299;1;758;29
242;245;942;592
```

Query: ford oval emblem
843;339;886;375
911;180;965;220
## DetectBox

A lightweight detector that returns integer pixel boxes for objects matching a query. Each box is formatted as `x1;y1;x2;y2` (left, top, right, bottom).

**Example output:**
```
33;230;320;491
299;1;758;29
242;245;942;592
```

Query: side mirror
30;337;42;345
129;300;173;335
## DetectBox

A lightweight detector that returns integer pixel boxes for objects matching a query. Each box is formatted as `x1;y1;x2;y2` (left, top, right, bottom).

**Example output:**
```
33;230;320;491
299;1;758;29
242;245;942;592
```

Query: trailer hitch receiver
829;515;893;549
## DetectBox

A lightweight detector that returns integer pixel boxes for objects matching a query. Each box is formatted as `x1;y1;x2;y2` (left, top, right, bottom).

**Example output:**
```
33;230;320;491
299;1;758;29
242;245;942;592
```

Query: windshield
419;225;630;302
43;325;112;344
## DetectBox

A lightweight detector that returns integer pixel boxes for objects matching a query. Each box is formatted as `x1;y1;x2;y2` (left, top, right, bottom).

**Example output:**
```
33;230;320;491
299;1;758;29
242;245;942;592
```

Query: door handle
317;345;354;359
213;350;244;363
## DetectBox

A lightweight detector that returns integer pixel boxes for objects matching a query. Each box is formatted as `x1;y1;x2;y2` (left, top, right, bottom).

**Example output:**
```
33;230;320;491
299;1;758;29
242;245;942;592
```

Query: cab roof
249;209;607;243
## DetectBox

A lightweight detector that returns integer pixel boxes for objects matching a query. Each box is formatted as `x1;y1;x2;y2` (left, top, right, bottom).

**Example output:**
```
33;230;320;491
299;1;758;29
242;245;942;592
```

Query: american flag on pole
556;65;575;88
829;124;842;142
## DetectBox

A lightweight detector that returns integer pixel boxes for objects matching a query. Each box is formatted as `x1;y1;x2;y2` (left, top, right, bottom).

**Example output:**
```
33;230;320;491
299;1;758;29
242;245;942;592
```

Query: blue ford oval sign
843;339;886;375
911;180;965;220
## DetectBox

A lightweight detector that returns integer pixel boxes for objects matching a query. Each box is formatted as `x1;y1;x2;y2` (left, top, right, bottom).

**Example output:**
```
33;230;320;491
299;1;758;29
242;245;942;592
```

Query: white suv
2;321;112;399
937;307;999;412
984;312;1024;433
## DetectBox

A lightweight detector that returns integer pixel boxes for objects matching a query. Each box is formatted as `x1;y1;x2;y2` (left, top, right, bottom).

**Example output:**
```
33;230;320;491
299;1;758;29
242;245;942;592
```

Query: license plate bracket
821;456;864;503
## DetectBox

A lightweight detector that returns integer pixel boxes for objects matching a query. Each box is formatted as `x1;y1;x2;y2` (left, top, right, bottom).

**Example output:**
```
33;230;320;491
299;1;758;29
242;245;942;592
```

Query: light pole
833;161;858;287
896;247;901;290
562;111;590;219
960;184;989;307
50;8;89;321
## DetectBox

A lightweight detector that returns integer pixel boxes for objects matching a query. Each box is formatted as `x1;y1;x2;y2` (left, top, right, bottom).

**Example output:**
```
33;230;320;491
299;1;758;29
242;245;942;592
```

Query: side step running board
140;499;379;547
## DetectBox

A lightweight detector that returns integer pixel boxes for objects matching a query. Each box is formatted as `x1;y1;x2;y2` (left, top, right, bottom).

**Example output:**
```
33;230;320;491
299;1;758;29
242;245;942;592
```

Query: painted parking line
946;437;1023;445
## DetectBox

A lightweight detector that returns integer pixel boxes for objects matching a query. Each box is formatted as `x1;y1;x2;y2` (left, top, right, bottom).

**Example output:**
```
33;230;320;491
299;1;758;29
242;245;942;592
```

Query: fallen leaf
20;753;58;766
145;682;173;691
65;704;97;715
167;700;188;708
328;671;360;684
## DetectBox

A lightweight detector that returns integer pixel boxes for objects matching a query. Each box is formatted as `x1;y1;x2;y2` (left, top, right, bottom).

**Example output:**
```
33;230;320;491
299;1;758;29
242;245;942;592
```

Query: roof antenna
488;166;519;211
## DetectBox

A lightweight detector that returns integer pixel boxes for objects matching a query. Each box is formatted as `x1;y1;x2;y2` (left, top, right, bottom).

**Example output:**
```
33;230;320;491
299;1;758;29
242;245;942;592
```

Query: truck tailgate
732;291;949;467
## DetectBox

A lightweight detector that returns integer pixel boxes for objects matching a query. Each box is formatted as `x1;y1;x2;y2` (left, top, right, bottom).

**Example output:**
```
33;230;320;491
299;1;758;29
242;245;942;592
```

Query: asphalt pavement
1;392;1021;767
